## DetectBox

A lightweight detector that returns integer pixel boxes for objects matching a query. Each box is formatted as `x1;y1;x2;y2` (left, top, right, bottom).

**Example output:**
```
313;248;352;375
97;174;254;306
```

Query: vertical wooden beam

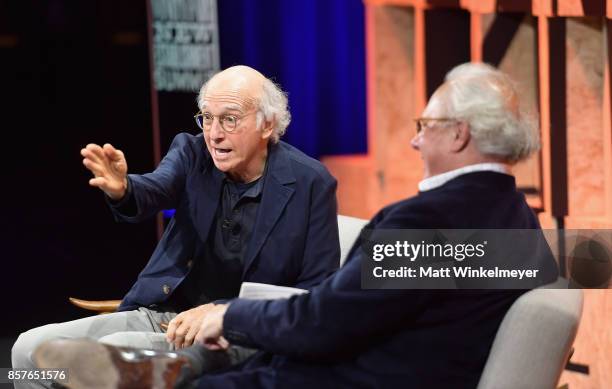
548;17;568;221
471;12;484;62
533;0;555;16
370;6;419;208
365;4;378;155
605;20;612;221
459;0;472;10
537;15;569;228
369;5;386;210
537;16;553;226
463;0;496;13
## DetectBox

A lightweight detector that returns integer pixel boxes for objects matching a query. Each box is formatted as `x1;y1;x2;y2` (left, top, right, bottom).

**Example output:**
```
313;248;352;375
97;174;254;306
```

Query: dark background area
1;0;157;335
0;0;366;363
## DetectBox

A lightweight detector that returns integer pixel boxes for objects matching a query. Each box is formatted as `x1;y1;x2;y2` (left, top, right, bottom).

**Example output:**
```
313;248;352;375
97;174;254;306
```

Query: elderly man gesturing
13;66;340;389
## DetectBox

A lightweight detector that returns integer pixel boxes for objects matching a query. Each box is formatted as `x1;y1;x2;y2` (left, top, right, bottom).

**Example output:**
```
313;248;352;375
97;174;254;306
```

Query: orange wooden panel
468;12;495;63
537;16;556;226
470;12;484;62
365;4;378;156
533;0;555;16
340;4;420;217
322;155;376;218
565;18;607;226
359;4;612;388
606;20;612;220
489;15;542;206
460;0;496;13
369;6;421;207
414;7;427;114
365;0;545;13
558;0;588;16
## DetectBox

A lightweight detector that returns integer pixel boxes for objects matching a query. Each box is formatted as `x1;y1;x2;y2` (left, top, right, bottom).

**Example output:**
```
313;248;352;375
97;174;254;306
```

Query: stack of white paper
238;282;309;300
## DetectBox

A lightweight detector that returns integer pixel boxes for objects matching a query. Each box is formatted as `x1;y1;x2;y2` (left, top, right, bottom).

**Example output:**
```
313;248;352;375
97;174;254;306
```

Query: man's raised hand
81;143;128;200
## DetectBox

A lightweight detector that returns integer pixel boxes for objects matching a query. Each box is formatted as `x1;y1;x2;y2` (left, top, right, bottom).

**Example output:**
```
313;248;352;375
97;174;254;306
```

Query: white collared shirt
418;163;510;192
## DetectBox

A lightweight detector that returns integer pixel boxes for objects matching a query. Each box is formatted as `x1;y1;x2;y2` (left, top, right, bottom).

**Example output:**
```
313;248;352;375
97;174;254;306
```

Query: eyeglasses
414;117;459;134
194;111;257;133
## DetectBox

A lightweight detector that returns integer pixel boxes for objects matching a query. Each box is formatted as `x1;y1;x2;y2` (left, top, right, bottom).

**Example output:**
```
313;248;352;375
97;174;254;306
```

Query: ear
260;118;275;140
450;121;470;152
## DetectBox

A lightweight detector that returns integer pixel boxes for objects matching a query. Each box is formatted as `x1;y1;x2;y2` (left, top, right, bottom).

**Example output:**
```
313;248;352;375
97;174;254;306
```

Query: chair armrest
68;297;122;313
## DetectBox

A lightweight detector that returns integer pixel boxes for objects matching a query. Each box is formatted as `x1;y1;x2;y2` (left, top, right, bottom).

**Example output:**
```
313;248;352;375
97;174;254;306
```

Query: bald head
200;65;265;111
197;65;291;144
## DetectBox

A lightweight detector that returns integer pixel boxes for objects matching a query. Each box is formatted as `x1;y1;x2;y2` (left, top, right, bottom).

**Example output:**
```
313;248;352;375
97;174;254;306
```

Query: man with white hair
34;63;557;389
13;65;340;389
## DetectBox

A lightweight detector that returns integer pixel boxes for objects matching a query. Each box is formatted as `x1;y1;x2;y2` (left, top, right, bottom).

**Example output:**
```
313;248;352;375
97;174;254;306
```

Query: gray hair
442;62;539;164
197;75;291;144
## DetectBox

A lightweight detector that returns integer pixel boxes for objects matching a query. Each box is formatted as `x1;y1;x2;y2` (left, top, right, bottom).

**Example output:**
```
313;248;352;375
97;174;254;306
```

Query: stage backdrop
216;0;367;158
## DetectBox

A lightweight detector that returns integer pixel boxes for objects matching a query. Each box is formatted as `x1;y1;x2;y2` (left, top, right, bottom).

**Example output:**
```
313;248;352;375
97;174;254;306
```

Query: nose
410;133;420;150
208;118;225;140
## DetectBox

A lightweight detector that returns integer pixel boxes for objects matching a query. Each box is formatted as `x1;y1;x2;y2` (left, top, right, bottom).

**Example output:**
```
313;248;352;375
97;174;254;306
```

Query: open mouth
213;147;232;158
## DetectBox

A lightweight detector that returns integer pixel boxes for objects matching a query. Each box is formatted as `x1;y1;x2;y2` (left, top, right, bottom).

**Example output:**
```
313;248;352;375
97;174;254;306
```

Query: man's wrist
108;178;128;200
107;177;132;207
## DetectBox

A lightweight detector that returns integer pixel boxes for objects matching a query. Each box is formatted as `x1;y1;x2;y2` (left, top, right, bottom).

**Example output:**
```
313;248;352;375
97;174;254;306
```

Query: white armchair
477;279;583;389
337;214;368;266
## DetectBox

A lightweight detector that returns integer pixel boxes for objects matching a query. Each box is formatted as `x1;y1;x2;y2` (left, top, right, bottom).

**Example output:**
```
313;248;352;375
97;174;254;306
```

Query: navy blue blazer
113;133;340;311
199;172;558;389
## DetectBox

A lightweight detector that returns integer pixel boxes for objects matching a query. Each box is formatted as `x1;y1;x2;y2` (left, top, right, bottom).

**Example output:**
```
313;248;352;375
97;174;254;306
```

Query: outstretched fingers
88;176;108;188
103;143;124;162
81;144;105;163
82;158;105;177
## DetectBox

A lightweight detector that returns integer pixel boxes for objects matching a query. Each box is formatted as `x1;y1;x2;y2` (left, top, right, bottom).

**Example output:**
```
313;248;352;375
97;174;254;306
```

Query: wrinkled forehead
200;90;258;112
201;73;262;112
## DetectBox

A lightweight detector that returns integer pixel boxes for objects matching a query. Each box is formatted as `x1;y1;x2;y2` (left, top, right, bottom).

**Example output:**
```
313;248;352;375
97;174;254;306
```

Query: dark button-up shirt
171;174;264;311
